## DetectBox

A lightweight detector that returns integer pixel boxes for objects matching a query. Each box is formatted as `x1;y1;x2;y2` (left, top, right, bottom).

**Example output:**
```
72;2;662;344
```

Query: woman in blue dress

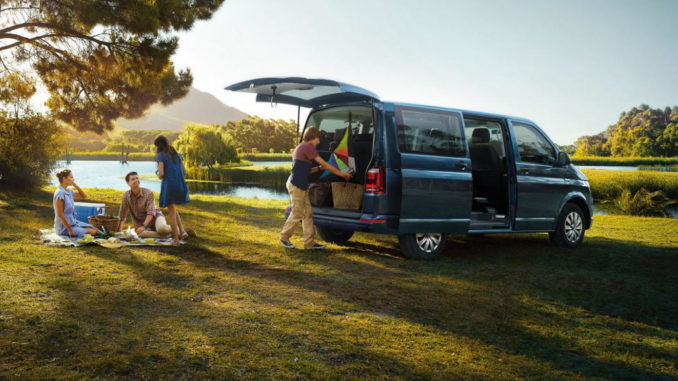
53;169;98;238
154;135;190;246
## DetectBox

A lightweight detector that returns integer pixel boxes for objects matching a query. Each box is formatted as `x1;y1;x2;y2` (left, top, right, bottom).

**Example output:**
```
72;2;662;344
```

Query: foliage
176;123;238;169
609;188;675;217
217;116;298;153
0;0;225;133
557;144;576;155
0;112;61;189
1;188;678;379
574;105;678;157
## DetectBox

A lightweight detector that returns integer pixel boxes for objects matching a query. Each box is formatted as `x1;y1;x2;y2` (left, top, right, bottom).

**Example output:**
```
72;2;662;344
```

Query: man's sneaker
280;240;295;249
307;244;326;250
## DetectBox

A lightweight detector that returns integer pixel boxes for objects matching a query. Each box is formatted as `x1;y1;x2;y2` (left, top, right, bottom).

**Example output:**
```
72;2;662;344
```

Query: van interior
306;106;374;210
464;117;510;228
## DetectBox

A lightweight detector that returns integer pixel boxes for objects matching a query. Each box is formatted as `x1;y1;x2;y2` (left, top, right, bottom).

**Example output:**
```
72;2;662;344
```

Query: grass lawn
1;188;677;380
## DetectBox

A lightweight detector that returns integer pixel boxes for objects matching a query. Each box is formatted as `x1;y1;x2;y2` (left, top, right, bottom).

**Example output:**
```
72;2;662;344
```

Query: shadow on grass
151;236;677;379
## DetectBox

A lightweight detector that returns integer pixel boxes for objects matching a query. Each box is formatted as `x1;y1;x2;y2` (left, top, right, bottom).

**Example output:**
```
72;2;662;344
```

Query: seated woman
53;169;98;238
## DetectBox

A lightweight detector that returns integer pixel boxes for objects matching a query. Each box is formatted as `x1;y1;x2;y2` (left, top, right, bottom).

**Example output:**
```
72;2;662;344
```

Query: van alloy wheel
415;233;442;253
564;211;583;244
399;233;446;260
549;203;586;248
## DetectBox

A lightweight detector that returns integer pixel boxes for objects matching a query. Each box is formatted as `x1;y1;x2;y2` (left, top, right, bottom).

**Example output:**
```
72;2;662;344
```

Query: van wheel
549;203;585;248
398;233;446;260
315;225;354;245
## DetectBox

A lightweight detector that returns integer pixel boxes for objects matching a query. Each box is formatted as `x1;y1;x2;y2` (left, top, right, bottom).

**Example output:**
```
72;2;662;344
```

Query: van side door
396;106;472;234
509;120;568;231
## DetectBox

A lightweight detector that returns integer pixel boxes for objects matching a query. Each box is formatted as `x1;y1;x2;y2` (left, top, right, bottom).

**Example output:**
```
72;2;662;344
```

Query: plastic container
74;202;106;224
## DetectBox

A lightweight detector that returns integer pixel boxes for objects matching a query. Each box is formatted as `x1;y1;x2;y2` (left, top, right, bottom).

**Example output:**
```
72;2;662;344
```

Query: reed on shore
572;155;678;166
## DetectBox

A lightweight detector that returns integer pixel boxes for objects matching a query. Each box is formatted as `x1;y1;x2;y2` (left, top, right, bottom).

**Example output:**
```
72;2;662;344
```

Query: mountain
114;87;249;131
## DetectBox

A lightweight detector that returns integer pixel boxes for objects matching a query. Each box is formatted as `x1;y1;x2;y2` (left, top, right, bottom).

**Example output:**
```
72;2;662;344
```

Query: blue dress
157;152;189;207
53;186;94;237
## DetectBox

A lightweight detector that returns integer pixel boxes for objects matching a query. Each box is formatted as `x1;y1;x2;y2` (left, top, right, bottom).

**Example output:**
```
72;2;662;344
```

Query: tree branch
0;33;65;52
0;22;113;47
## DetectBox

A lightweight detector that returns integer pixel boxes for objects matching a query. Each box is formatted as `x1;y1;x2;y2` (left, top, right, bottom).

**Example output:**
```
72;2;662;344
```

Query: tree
573;133;609;156
175;123;238;169
0;111;61;189
573;105;678;157
0;71;61;188
218;116;297;153
0;0;224;133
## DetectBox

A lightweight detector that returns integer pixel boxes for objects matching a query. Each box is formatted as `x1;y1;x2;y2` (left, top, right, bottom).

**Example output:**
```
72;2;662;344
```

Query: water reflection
50;161;288;199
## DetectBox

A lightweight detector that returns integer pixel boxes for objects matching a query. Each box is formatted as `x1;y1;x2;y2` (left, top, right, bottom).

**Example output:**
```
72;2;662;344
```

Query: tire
398;233;447;260
315;225;354;245
549;203;585;248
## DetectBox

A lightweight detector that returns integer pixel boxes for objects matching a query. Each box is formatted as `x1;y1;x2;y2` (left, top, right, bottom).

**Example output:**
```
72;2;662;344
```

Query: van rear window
396;107;466;157
306;106;373;152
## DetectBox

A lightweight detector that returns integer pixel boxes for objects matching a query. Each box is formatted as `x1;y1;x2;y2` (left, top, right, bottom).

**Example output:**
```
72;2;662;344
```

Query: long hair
154;135;179;163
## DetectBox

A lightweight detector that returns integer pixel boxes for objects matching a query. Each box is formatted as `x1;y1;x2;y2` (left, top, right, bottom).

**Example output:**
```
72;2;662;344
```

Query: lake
50;161;289;200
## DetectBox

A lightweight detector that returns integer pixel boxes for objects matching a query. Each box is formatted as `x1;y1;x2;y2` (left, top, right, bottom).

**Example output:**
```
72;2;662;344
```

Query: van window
306;106;373;152
512;122;556;165
396;107;465;157
463;119;506;159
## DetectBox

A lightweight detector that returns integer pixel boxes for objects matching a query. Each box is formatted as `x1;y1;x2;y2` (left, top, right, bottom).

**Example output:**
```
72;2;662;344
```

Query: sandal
171;239;181;246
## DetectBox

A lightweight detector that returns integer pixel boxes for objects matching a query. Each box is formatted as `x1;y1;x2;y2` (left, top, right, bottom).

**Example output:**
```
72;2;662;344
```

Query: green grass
239;153;292;161
1;188;677;379
572;156;678;166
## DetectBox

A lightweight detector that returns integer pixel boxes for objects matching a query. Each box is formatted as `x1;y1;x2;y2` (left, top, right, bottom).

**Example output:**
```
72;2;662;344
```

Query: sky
172;0;678;145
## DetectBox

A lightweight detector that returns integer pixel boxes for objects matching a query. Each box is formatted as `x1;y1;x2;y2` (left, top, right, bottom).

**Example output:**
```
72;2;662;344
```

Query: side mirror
555;152;571;166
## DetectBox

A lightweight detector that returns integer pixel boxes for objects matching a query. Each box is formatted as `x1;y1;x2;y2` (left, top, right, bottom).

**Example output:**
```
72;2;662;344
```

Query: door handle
455;162;468;171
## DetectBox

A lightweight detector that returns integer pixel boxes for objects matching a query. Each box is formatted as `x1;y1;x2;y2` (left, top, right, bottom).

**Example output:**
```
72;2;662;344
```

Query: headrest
471;128;490;143
334;128;346;141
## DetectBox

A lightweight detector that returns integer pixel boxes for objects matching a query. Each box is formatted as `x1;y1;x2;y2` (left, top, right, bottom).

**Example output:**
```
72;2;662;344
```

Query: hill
114;87;249;131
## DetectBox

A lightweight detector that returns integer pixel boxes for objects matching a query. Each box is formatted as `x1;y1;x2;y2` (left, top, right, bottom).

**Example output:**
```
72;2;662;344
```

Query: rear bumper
284;206;398;234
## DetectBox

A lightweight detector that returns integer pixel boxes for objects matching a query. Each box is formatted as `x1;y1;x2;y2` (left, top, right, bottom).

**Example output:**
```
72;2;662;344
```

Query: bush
611;188;675;217
0;113;61;189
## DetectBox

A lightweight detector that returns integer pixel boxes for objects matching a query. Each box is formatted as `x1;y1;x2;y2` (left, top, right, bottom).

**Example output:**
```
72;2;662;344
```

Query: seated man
118;171;193;239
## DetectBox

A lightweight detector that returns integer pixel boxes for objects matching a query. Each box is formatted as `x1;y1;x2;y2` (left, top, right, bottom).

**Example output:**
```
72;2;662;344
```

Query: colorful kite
320;127;355;178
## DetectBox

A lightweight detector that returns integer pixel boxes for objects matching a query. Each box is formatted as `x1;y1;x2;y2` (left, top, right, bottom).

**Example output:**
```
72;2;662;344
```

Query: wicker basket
88;215;120;232
331;182;364;210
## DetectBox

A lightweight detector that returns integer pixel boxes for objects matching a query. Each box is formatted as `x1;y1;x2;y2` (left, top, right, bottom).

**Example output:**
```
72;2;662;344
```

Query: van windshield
306;106;373;152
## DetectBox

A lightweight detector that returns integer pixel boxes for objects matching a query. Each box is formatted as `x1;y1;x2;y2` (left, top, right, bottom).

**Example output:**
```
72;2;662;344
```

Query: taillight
365;167;385;194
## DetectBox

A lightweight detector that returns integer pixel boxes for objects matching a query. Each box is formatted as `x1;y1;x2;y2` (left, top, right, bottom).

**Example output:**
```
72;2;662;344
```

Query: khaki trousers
138;215;185;238
280;181;316;249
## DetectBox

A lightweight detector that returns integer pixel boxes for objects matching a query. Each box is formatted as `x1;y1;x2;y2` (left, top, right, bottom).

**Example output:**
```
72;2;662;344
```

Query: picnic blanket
40;229;184;248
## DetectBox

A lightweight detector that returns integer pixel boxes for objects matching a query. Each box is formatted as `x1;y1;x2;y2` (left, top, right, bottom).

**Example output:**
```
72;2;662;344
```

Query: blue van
227;78;593;259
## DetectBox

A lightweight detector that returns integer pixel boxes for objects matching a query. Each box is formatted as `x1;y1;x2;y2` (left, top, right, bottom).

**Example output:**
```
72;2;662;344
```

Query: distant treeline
574;105;678;157
64;116;298;158
71;152;156;161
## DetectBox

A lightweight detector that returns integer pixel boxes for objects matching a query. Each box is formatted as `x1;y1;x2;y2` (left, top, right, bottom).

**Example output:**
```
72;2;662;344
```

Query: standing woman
53;169;98;238
154;135;190;246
